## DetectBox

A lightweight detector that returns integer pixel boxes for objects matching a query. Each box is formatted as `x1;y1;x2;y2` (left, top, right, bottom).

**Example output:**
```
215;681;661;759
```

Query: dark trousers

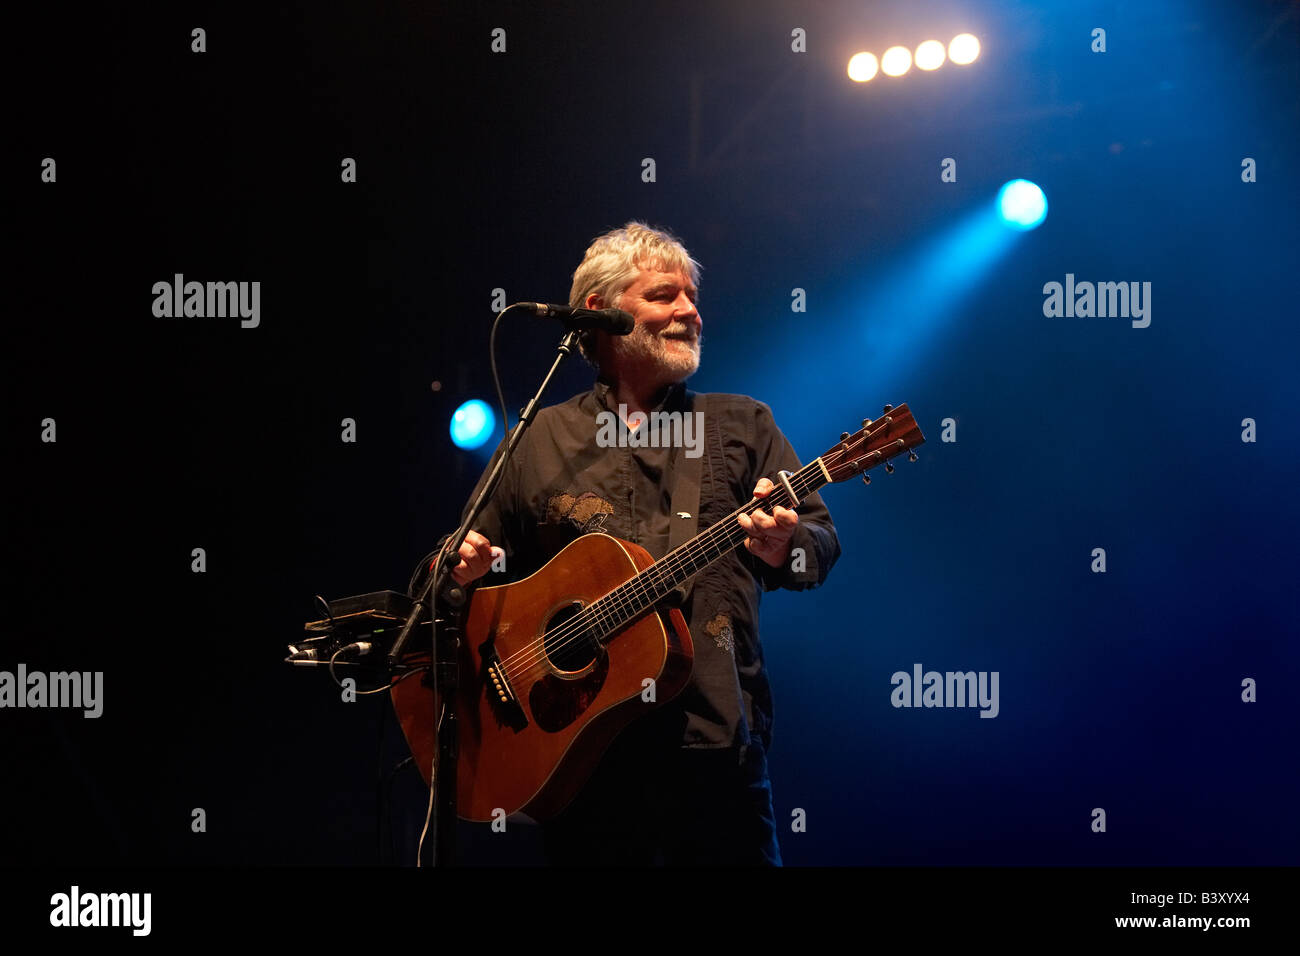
541;729;782;866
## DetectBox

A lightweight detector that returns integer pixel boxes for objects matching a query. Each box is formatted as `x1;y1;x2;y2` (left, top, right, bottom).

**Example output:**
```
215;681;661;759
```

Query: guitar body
390;532;694;823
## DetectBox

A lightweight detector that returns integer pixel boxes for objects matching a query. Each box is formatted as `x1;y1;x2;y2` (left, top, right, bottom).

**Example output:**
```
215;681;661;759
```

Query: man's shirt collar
593;378;687;413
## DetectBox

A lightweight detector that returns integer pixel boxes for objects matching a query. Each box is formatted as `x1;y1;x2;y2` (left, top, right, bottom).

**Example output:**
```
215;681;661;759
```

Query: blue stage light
450;399;496;449
997;179;1048;230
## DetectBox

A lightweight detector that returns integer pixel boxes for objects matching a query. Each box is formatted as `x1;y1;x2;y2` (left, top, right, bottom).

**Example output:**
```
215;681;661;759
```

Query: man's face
596;266;702;384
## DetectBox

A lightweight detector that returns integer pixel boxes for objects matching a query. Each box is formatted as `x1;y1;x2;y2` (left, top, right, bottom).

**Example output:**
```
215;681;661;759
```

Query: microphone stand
388;327;582;867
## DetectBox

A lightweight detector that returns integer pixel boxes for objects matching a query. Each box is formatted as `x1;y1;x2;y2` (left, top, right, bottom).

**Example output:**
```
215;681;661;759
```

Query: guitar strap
666;391;707;603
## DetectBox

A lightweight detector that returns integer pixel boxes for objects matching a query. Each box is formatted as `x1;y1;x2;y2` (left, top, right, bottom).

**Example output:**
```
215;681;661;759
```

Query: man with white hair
448;222;840;865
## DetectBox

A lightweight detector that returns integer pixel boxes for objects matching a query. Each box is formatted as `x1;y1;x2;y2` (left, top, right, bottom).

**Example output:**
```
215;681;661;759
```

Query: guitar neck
586;456;831;640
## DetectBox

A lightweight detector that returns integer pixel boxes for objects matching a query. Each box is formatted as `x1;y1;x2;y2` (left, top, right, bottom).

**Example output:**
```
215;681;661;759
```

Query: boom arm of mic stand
388;328;581;866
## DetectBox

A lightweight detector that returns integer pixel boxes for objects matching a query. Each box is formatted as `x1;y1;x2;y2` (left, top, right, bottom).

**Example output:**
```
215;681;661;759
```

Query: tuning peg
884;462;894;474
840;431;850;441
882;404;893;414
862;418;872;428
861;474;871;486
908;450;918;462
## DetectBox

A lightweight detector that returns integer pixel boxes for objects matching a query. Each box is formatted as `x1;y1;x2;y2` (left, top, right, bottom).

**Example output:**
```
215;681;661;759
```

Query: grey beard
608;328;701;383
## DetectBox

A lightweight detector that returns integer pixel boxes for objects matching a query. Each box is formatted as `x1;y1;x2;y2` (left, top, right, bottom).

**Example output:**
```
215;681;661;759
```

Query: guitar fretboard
581;457;829;641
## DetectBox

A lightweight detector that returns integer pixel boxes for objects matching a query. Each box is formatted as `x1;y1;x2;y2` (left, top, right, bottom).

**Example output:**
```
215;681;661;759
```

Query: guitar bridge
484;650;528;730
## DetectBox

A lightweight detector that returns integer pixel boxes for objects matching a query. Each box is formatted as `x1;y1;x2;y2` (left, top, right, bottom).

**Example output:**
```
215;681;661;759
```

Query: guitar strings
495;459;825;682
495;461;819;678
495;457;828;681
497;492;793;683
497;419;906;682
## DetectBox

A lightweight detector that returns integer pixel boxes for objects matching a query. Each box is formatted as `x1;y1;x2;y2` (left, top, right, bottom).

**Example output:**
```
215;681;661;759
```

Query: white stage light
949;34;980;65
881;46;912;77
915;40;946;71
847;52;879;82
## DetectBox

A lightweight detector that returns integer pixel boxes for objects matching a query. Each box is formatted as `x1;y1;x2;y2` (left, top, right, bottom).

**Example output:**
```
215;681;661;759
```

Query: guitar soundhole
542;602;600;673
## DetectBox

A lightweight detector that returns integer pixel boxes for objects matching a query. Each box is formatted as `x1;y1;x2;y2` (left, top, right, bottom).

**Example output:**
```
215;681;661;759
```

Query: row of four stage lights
848;34;980;82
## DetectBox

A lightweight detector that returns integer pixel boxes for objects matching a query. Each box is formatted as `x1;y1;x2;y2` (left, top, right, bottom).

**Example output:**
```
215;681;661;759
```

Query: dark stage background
7;0;1298;868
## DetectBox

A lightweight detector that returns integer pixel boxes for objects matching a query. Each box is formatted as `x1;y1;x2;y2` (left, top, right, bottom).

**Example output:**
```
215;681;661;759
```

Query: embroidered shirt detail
704;613;736;656
546;492;615;533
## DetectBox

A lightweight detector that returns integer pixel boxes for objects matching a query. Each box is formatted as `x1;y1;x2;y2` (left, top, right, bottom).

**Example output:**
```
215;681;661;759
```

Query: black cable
410;303;548;866
489;304;516;465
314;594;336;628
408;549;440;599
410;304;516;867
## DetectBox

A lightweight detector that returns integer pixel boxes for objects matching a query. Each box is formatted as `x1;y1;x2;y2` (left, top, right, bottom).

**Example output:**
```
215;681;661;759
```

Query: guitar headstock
820;404;925;484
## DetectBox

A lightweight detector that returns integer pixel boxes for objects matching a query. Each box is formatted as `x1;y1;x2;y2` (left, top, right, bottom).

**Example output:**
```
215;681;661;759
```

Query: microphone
516;303;635;334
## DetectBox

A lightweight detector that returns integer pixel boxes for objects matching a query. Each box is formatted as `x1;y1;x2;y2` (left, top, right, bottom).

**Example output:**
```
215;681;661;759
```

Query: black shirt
454;379;840;754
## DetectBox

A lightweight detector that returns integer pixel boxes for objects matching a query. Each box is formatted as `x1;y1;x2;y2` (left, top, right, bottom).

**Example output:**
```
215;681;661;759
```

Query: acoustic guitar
391;404;925;821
